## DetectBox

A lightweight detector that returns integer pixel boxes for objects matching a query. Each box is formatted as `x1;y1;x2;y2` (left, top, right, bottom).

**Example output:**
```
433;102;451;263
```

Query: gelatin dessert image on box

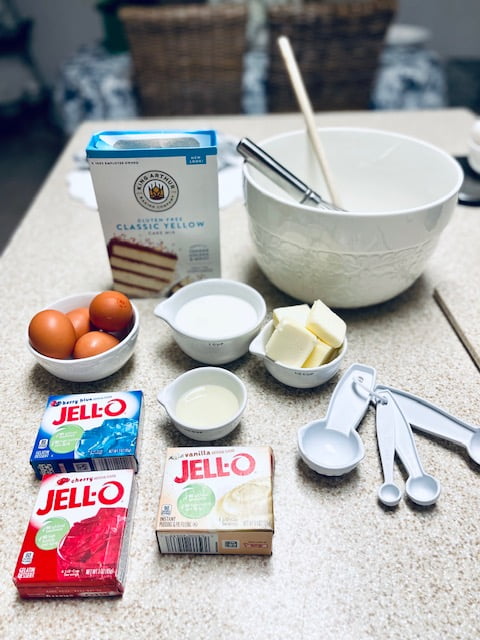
13;469;136;598
30;390;143;479
86;130;221;298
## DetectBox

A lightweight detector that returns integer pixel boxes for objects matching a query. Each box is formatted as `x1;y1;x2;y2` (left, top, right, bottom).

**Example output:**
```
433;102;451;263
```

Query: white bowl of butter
249;301;347;388
157;367;247;441
154;278;266;364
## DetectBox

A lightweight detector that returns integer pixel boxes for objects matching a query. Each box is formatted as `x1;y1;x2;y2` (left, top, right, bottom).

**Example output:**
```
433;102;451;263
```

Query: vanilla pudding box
13;469;137;598
156;446;274;555
30;390;143;479
86;130;220;298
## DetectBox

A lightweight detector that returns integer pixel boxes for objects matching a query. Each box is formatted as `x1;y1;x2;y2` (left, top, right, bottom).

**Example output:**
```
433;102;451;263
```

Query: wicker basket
119;4;248;116
266;0;397;113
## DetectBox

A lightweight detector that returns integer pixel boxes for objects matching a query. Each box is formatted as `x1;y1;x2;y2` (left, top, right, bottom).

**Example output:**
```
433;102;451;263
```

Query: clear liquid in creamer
175;384;239;426
174;294;257;339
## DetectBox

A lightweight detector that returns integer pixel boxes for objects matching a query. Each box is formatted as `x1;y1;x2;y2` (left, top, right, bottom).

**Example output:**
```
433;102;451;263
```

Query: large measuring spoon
378;384;480;465
297;363;376;476
375;390;402;506
388;391;441;506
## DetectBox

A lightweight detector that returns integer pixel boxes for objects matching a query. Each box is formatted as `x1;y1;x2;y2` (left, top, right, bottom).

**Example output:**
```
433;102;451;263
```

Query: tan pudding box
156;446;274;555
86;130;220;298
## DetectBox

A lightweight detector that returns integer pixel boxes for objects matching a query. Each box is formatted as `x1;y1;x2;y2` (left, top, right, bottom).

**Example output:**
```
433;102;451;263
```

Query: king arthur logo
134;170;179;212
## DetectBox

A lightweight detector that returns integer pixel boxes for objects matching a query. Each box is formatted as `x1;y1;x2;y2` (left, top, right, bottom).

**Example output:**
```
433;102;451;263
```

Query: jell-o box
13;469;136;598
30;390;143;479
156;446;274;555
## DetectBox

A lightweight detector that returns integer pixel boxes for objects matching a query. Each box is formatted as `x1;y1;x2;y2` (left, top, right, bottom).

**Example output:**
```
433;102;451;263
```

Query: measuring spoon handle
388;392;425;479
375;391;397;485
378;384;478;449
324;363;376;436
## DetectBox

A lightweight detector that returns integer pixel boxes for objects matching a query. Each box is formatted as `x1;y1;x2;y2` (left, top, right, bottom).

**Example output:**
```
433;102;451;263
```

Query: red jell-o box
13;469;136;598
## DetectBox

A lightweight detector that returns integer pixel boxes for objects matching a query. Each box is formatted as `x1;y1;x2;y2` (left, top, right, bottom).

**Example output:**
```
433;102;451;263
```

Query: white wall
15;0;103;87
13;0;480;89
396;0;480;60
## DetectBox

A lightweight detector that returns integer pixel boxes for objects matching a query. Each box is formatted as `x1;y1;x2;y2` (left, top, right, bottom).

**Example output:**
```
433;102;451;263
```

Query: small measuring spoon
378;384;480;465
375;390;402;506
297;363;376;476
389;392;441;506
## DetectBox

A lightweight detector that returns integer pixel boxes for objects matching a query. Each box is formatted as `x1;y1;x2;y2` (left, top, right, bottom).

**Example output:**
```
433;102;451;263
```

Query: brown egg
89;290;133;332
28;309;76;359
66;307;91;340
73;330;120;359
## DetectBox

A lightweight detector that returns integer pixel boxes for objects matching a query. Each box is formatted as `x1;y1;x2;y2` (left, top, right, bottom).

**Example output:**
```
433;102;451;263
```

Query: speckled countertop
1;109;480;640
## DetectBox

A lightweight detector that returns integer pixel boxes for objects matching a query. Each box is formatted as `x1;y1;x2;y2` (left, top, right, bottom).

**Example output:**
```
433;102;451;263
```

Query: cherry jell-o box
86;130;220;298
156;446;274;555
13;469;136;598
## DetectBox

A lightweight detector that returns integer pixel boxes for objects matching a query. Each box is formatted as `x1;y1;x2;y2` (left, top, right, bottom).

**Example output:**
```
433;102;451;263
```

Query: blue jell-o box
30;391;143;478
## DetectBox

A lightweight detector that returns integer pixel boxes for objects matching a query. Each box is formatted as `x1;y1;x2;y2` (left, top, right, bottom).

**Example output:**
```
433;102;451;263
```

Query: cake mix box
86;130;220;298
13;469;137;598
30;390;143;479
156;446;274;555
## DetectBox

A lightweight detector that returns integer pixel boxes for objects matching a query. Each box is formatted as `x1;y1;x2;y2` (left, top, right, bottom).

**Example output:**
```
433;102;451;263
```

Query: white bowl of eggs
27;291;139;382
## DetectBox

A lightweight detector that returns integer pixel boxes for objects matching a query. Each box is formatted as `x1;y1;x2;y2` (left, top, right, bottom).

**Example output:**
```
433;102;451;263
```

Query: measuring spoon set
297;363;480;507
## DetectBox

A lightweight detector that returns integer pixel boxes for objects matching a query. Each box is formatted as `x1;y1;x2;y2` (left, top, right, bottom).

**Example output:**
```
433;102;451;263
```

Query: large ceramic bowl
27;292;139;382
243;127;463;308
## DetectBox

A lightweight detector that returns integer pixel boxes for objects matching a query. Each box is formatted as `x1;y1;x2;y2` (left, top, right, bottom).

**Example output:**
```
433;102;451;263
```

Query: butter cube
273;304;310;327
302;339;336;368
306;299;346;348
265;320;317;367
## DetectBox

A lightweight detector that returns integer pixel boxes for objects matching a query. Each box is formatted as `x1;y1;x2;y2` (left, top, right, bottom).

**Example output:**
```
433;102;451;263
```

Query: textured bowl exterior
243;127;463;308
247;219;442;307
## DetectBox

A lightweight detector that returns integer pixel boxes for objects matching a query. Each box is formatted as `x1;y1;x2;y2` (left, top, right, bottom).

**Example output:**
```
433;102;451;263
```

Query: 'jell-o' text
266;300;346;368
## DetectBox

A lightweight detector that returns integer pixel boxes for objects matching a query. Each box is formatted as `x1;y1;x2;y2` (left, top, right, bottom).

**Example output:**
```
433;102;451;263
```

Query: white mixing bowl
243;127;463;308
